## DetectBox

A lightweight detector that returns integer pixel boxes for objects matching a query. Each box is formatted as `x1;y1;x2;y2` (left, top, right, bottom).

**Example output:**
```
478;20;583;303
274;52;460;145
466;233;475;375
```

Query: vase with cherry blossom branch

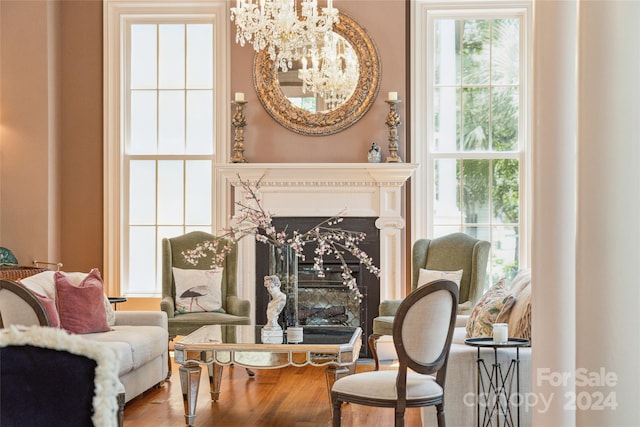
182;174;380;301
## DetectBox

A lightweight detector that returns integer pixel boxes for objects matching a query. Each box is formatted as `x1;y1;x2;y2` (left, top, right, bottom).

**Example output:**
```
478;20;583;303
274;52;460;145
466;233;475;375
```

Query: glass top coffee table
174;325;362;426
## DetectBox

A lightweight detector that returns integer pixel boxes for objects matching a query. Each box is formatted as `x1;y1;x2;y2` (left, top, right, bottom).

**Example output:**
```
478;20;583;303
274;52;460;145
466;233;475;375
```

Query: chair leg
394;408;405;427
116;392;125;427
368;333;382;371
166;336;175;381
436;403;446;427
332;398;343;427
246;368;256;377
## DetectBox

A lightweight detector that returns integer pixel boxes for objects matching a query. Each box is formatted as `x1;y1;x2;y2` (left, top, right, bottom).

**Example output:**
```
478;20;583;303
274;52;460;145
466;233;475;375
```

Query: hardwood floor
123;357;423;427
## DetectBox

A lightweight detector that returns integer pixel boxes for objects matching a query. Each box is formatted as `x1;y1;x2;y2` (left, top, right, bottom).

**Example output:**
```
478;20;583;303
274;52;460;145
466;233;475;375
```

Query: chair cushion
82;325;168;375
466;278;516;338
333;370;443;401
173;267;224;313
372;316;394;336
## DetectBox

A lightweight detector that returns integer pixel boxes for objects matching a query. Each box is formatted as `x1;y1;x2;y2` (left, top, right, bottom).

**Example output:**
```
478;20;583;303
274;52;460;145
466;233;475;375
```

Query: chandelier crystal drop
231;0;340;72
297;31;358;109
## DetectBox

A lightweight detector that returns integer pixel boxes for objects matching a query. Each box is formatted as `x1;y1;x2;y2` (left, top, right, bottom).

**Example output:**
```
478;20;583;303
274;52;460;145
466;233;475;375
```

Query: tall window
105;2;228;297
413;3;531;286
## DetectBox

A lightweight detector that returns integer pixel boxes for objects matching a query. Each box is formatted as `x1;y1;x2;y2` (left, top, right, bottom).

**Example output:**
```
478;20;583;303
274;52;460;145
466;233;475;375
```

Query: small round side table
108;297;127;310
465;337;531;427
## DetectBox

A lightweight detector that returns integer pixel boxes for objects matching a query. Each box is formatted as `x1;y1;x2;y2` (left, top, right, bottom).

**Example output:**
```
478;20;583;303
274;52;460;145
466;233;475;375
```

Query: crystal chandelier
231;0;339;72
297;31;358;109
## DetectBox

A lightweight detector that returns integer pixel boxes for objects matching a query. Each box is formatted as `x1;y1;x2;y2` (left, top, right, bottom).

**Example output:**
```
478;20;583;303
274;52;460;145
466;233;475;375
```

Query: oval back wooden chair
331;280;459;427
0;279;50;328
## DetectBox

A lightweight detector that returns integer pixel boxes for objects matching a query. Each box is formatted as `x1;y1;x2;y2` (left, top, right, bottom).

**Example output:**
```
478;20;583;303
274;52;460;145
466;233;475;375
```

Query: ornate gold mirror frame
253;13;381;136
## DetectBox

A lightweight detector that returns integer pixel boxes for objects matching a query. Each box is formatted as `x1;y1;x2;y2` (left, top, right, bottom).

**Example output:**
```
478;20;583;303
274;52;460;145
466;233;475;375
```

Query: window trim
103;0;229;296
410;0;533;276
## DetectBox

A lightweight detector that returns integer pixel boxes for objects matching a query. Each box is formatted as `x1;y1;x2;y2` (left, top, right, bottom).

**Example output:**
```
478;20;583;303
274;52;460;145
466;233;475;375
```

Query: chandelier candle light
230;92;248;163
297;31;359;108
230;0;340;72
385;91;402;163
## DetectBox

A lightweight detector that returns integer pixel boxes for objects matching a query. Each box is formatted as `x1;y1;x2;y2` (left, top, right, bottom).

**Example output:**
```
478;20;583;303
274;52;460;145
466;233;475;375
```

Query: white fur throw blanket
0;325;122;427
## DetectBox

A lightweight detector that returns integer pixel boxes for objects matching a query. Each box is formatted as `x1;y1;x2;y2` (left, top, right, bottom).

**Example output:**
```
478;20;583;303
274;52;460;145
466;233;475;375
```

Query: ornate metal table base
465;337;530;427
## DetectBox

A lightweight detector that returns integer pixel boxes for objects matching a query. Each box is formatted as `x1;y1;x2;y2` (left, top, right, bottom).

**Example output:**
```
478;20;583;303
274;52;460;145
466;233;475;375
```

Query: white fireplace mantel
215;163;418;324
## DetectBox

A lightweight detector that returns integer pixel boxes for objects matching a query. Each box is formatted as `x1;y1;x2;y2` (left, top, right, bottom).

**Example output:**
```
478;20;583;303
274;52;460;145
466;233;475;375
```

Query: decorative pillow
508;281;531;339
509;268;532;296
55;268;111;334
19;271;58;300
466;278;516;338
417;268;463;288
103;296;116;326
173;267;224;314
20;270;116;327
31;290;61;328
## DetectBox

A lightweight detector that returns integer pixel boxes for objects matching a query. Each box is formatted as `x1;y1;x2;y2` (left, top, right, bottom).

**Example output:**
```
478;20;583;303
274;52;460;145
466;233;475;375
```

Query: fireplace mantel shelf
217;163;419;186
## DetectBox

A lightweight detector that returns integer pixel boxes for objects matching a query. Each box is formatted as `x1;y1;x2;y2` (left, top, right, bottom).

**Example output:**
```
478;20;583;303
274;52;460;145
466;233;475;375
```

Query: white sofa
80;311;169;403
0;278;169;404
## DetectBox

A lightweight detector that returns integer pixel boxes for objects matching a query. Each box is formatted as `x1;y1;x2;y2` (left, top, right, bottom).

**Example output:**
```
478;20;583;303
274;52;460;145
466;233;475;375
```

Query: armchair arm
458;300;473;315
379;299;403;317
226;295;251;318
114;310;168;329
160;296;175;318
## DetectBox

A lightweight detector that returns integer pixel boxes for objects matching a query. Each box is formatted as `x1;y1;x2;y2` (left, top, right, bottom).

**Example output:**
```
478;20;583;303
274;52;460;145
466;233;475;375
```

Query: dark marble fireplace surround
255;217;380;357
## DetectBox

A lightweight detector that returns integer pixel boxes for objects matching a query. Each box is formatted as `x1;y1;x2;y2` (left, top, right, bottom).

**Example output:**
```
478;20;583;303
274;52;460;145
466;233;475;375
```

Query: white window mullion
413;0;531;288
105;1;228;297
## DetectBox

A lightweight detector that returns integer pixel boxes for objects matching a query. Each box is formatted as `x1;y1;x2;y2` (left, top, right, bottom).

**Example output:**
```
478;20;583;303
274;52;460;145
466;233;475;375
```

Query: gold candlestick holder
384;99;402;163
230;100;248;163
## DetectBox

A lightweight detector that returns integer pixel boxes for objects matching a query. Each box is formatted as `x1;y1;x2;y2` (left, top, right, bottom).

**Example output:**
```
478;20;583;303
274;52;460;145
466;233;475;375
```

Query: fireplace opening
298;264;363;327
255;217;380;357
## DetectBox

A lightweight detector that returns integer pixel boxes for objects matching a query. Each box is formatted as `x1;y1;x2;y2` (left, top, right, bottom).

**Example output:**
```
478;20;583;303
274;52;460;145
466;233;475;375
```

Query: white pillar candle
235;92;245;102
388;91;398;101
492;323;509;343
287;326;303;343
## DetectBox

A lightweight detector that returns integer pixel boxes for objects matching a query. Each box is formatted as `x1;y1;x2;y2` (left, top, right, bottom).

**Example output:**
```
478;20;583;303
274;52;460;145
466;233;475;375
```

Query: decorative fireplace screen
298;264;364;328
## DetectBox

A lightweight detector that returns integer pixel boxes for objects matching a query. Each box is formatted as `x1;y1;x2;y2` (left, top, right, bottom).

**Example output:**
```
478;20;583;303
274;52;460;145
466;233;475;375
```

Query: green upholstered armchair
369;233;489;368
161;231;251;345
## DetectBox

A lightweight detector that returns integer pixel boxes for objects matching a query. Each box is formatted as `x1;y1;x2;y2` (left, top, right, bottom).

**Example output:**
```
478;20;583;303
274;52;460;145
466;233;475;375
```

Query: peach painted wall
0;0;61;267
0;0;406;282
233;0;407;163
58;0;104;272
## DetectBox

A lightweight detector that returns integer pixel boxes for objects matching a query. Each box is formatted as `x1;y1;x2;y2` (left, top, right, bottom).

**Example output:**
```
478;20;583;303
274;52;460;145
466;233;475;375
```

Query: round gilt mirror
253;13;381;136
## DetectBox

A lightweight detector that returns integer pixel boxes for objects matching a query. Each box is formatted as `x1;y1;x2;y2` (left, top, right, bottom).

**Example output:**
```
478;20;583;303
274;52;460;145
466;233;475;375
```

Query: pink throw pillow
55;268;111;334
31;290;61;328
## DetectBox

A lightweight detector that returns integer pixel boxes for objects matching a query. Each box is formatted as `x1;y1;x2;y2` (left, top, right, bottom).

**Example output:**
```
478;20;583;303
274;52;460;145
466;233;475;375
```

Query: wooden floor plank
123;358;423;426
